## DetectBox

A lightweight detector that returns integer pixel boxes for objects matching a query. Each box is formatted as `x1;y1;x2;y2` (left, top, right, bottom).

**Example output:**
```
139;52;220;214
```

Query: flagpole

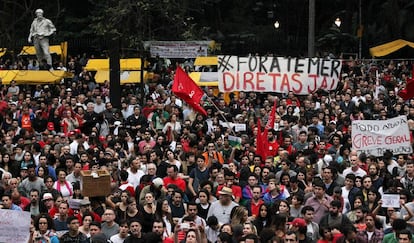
204;95;237;136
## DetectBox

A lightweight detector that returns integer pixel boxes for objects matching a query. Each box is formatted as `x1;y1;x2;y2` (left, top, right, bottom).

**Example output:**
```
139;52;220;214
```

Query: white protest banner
234;123;246;132
144;41;210;58
0;209;31;242
381;194;400;208
351;115;413;156
217;56;342;94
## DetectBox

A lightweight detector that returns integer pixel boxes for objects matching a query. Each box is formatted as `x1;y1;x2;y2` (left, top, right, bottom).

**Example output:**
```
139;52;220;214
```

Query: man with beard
356;213;384;242
124;219;145;243
319;200;352;230
25;188;41;216
138;130;156;154
207;186;239;224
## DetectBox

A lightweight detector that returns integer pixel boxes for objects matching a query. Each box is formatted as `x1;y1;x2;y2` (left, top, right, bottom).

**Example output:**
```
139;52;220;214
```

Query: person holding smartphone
32;214;59;243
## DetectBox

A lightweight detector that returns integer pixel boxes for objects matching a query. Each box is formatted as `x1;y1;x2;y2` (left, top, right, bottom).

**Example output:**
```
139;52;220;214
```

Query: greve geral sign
217;55;342;94
351;115;413;156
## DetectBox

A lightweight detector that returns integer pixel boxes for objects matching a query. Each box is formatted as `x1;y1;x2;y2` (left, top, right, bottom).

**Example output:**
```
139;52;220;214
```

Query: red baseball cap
288;218;307;228
47;122;54;131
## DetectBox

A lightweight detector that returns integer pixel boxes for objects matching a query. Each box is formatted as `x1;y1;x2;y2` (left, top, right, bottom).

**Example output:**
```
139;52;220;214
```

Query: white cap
323;154;333;164
152;177;164;187
35;9;44;14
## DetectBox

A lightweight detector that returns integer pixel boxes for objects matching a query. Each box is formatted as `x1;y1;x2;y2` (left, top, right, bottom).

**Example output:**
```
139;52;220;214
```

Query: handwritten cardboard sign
0;209;31;242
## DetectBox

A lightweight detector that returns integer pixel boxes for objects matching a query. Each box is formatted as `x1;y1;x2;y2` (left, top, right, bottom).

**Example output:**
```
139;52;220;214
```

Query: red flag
256;119;264;158
265;99;277;130
256;119;269;161
172;66;207;116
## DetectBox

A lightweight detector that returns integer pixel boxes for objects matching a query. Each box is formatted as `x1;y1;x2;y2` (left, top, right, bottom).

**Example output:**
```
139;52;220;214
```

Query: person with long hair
139;192;156;233
155;199;174;237
345;196;364;223
123;197;139;223
317;226;333;243
273;199;290;217
196;189;210;219
78;213;93;238
241;222;258;238
252;204;271;235
230;206;249;226
164;149;182;172
365;187;381;214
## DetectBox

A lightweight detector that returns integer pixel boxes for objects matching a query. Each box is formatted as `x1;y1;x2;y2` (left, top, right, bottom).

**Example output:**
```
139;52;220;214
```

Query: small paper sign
382;194;400;208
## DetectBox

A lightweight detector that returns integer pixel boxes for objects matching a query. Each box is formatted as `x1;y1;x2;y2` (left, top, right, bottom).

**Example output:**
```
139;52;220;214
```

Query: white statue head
35;9;44;17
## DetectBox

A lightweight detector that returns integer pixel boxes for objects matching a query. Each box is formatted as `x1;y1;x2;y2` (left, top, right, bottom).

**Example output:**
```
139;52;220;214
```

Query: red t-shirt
163;177;186;192
249;199;264;217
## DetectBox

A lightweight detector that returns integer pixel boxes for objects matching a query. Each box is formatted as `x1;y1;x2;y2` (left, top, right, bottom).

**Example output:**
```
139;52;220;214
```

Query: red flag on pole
172;66;207;116
256;119;269;161
265;99;277;130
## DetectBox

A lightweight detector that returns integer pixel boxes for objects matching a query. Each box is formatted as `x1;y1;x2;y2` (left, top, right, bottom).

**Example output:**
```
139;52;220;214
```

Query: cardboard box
80;170;111;197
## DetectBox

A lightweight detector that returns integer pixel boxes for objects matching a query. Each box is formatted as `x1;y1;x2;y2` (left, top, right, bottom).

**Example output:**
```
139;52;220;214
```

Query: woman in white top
53;169;73;199
78;213;93;238
165;149;181;172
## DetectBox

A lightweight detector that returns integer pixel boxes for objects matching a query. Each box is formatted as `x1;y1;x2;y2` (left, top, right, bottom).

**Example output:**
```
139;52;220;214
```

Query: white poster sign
0;209;31;243
144;41;210;58
382;194;400;208
217;56;342;94
351;115;413;156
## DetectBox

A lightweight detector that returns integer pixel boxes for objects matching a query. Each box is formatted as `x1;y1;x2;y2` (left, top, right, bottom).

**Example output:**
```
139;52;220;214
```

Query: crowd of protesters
0;54;414;243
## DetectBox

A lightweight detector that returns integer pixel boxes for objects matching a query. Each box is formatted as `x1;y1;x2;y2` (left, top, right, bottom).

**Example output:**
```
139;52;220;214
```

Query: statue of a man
28;9;56;65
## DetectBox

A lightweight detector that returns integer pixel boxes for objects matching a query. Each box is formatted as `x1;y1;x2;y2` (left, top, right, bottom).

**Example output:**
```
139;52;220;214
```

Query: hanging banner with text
144;41;210;58
217;56;342;94
351;115;413;156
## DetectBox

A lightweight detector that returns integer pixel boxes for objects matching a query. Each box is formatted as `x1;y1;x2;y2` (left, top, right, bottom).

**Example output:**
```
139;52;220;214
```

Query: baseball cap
152;177;164;187
47;122;55;131
288;218;307;228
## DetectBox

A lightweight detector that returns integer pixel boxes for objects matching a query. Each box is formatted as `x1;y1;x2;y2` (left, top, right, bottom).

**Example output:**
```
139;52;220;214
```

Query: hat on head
288;218;307;228
80;199;91;206
218;186;233;196
47;122;55;131
152;177;164;187
329;120;336;125
44;85;49;89
42;193;53;201
66;88;72;92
